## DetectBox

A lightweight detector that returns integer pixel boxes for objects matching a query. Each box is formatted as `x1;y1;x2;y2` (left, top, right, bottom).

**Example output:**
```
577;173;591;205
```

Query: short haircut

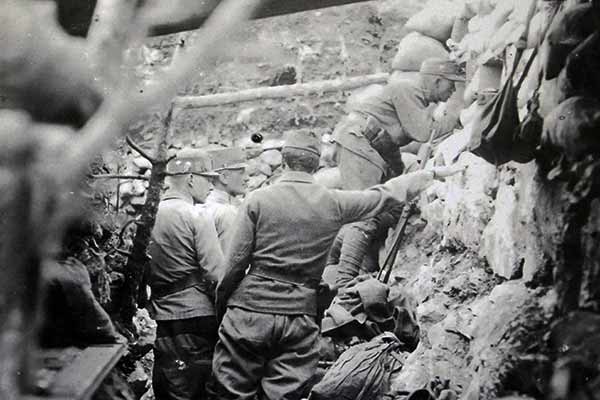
282;148;320;173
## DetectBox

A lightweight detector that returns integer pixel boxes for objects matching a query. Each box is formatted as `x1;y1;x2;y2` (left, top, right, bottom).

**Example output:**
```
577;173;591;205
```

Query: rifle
377;129;437;284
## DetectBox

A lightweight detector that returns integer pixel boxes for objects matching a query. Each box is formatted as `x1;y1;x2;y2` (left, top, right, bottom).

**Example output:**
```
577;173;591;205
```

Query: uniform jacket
199;189;240;253
334;76;435;162
217;170;435;317
147;190;224;321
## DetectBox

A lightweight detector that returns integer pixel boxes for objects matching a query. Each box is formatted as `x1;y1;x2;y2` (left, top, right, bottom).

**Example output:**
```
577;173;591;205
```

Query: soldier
147;148;224;400
209;130;464;400
325;58;466;289
332;57;465;190
201;147;249;252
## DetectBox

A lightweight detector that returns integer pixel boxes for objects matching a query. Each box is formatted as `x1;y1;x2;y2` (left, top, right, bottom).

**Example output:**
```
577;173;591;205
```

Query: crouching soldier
209;130;463;400
147;148;224;400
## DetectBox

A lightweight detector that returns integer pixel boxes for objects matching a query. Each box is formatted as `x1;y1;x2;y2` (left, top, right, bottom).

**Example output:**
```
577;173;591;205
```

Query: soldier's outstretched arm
334;164;465;224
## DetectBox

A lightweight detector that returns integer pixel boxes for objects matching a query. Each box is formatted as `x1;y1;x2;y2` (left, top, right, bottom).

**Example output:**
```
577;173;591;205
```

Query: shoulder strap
515;4;561;92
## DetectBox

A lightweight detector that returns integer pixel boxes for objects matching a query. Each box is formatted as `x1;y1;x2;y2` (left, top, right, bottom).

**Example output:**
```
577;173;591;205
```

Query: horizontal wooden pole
174;73;389;109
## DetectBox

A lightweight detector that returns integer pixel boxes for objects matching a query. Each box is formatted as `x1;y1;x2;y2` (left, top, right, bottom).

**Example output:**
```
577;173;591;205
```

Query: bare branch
61;0;266;189
126;136;156;164
88;174;150;181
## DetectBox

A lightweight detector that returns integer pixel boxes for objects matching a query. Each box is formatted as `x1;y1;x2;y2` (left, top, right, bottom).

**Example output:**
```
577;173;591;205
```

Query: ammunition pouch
363;117;405;177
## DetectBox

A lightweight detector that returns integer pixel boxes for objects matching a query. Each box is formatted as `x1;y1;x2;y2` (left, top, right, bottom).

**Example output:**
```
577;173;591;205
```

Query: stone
417;294;450;325
257;161;273;177
435;129;470;165
247;174;268;190
466;281;531;356
260;149;282;168
481;183;522;279
441;152;497;252
132;156;152;173
127;361;150;399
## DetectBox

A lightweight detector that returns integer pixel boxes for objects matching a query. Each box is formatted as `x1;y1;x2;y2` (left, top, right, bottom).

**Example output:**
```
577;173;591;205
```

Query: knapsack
309;332;404;400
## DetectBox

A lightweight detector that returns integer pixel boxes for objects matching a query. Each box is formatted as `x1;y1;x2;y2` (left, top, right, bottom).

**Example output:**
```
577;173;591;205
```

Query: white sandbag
465;0;494;16
488;20;520;54
391;32;449;72
459;100;482;126
404;0;461;42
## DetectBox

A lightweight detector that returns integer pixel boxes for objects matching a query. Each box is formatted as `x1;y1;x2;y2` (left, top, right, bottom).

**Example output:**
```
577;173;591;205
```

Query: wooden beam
174;73;389;109
148;0;376;36
55;0;375;37
24;344;126;400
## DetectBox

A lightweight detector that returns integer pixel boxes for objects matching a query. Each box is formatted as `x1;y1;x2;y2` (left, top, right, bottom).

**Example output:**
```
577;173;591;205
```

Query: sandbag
308;332;404;400
543;2;596;80
558;31;600;103
404;0;460;42
541;96;600;162
391;32;449;72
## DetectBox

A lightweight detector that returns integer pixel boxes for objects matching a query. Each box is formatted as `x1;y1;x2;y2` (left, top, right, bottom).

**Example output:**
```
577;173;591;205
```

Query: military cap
167;147;219;176
205;147;248;171
282;130;321;156
419;58;466;82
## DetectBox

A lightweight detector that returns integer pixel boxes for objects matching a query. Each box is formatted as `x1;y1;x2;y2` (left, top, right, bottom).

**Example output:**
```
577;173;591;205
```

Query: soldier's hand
430;163;467;180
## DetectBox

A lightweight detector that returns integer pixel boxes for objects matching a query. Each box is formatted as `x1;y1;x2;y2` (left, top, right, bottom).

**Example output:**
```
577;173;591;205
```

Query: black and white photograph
1;0;599;399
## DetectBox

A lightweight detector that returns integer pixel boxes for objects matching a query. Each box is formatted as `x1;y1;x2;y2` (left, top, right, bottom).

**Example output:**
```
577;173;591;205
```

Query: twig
60;0;266;190
126;136;156;164
445;328;474;342
89;174;150;181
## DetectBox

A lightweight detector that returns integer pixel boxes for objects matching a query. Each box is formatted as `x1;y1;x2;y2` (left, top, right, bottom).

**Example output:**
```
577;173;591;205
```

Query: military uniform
201;189;241;252
210;131;437;400
200;147;248;252
333;59;465;190
148;149;224;400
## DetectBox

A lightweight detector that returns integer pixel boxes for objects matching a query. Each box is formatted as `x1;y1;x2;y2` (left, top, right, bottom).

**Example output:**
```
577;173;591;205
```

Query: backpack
309;332;404;400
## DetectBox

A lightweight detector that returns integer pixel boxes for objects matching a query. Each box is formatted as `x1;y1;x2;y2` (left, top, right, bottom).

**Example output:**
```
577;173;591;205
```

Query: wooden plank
174;73;389;109
56;0;375;37
24;344;126;400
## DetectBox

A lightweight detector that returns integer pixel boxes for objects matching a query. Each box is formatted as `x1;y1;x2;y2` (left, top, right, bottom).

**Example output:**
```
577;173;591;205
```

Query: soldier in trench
208;130;464;400
199;147;249;253
146;149;224;400
325;58;466;289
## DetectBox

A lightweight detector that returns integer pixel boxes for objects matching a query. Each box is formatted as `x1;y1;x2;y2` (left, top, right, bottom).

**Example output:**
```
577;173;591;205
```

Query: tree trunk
119;109;173;325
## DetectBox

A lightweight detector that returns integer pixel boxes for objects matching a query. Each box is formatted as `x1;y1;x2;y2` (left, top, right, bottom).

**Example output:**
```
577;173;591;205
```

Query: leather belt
151;270;216;300
247;265;320;289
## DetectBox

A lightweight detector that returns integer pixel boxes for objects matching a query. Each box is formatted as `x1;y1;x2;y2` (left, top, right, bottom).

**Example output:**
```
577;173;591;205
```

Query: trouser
152;316;218;400
209;307;320;400
337;140;385;190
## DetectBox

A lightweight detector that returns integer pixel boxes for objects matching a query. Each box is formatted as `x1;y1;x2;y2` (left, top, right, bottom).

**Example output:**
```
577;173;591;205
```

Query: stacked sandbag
391;32;449;72
404;0;464;42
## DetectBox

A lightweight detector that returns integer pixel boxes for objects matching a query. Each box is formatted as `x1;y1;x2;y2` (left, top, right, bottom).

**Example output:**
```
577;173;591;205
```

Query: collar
278;171;315;184
206;189;236;205
162;190;193;204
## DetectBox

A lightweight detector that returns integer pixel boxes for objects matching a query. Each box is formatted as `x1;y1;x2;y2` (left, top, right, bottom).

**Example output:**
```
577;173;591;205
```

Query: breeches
209;307;320;400
152;316;217;400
